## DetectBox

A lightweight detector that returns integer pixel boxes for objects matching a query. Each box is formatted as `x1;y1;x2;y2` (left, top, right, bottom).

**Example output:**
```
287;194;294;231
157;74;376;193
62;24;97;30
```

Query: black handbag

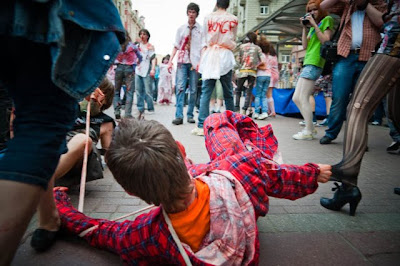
320;19;344;75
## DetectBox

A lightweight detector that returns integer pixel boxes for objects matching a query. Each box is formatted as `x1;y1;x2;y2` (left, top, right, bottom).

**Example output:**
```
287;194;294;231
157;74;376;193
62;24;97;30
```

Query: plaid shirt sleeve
188;111;319;217
54;190;209;265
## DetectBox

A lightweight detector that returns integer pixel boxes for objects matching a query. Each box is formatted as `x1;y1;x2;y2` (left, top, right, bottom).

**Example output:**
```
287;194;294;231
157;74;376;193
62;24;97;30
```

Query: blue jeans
198;71;234;128
136;75;154;113
113;64;134;117
255;76;270;114
325;55;367;140
0;38;77;189
299;64;323;80
175;63;199;119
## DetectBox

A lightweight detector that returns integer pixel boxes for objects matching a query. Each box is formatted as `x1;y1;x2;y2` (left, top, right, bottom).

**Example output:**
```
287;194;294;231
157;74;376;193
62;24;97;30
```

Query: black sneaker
187;117;196;124
115;114;121;120
172;118;183;125
387;141;400;154
320;135;333;145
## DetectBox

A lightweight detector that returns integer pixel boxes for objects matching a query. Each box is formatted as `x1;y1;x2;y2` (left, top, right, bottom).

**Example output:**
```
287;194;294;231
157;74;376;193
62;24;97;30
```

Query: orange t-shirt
168;179;210;252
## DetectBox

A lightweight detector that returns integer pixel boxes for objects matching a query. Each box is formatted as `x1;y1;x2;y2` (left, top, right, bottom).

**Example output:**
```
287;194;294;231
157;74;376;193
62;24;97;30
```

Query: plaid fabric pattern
56;111;320;264
328;0;387;61
187;111;320;218
55;191;211;265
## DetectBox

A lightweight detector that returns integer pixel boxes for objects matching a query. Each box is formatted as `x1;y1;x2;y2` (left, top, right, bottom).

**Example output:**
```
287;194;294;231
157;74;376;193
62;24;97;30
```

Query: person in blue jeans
319;0;386;144
113;35;142;119
254;76;271;120
135;29;156;119
0;1;124;263
169;3;204;125
192;0;238;136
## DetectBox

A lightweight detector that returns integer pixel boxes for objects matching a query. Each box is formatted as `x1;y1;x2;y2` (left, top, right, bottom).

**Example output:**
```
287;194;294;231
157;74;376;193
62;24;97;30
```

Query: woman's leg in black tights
332;54;400;185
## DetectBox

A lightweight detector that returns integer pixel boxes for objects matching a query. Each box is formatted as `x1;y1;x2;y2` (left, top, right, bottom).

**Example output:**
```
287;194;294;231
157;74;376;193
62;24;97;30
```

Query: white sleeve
173;26;181;49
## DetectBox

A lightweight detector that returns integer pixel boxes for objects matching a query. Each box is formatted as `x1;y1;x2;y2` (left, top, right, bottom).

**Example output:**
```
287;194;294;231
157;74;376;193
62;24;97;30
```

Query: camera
301;13;314;26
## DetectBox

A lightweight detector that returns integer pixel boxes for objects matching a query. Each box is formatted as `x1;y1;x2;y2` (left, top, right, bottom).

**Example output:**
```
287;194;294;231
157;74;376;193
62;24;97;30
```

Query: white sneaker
253;113;259;119
293;130;314;140
191;127;204;136
147;110;155;115
312;129;317;136
258;112;269;120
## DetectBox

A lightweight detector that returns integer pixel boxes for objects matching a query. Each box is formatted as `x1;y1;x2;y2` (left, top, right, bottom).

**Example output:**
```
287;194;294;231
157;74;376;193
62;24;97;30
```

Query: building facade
228;0;295;66
228;0;292;38
113;0;145;41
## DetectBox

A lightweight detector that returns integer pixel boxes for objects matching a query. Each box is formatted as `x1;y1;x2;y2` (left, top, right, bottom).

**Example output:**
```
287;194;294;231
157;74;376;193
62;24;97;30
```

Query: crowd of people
0;0;399;264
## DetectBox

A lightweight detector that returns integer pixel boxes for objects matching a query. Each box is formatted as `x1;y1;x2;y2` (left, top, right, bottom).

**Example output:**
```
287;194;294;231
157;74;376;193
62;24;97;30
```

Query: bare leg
267;87;276;116
333;54;400;185
293;78;316;134
0;181;43;264
37;134;92;230
325;97;332;115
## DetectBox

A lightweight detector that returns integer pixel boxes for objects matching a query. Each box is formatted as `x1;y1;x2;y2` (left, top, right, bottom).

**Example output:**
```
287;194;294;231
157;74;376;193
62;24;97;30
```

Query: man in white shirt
169;3;205;125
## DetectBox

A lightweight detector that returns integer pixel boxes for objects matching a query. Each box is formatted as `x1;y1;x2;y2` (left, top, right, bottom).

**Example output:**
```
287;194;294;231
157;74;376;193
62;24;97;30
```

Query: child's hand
85;88;105;104
90;88;105;104
317;164;331;183
53;187;72;207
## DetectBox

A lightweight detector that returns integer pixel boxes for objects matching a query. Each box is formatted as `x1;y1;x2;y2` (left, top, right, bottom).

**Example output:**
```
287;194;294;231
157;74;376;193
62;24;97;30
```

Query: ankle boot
320;182;362;216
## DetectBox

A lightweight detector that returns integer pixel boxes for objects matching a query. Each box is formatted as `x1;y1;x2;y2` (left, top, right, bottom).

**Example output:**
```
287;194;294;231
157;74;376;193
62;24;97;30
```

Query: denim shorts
0;37;78;189
299;64;323;81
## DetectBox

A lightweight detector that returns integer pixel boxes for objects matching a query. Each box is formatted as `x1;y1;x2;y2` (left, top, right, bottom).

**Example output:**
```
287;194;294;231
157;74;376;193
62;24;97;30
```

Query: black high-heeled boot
320;182;362;216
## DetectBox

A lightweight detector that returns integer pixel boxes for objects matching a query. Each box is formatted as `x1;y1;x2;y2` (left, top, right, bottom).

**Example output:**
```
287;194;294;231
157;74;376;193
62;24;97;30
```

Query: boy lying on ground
54;111;331;265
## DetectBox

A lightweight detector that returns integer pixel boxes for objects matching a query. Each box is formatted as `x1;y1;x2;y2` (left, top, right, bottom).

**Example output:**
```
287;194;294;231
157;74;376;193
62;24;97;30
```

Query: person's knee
69;133;93;153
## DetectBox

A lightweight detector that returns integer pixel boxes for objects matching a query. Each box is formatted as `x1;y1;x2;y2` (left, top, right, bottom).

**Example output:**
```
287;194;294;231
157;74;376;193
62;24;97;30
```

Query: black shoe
387;142;400;154
115;114;121;120
187;117;195;124
320;135;333;145
320;182;362;216
31;228;59;252
172;118;183;125
394;188;400;195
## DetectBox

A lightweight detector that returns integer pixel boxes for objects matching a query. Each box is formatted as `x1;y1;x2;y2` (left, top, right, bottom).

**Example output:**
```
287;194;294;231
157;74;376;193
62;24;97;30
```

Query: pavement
12;101;400;265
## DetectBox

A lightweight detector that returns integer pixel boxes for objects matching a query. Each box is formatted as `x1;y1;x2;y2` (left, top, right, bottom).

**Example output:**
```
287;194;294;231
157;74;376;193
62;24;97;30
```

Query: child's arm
266;162;331;200
54;189;153;257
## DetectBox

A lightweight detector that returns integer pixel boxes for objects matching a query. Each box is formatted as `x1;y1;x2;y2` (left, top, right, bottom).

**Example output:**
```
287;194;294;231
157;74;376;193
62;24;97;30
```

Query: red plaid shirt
328;0;387;61
56;111;320;265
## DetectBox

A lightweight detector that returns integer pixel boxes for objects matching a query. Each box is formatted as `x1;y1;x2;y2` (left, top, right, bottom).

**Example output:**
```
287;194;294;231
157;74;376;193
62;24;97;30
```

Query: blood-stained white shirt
199;11;238;80
174;22;205;68
136;42;155;78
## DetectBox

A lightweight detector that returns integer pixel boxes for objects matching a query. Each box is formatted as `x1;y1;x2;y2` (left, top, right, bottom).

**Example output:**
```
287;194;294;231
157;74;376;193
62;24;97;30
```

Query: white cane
78;99;91;212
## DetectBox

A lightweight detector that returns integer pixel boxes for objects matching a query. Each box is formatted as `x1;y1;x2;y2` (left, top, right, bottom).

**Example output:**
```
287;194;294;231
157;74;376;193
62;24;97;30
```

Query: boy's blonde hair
105;119;193;212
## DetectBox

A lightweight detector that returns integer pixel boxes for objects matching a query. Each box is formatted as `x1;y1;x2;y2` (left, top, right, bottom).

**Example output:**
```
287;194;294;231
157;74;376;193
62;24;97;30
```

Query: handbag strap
331;17;345;42
162;208;193;266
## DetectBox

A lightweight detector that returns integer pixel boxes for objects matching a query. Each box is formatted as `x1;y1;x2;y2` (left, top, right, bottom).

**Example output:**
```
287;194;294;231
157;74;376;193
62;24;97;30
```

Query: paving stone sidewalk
13;102;400;265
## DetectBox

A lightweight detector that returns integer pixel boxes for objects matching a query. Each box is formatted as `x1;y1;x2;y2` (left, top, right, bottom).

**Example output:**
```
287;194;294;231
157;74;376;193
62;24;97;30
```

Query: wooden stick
78;100;91;212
